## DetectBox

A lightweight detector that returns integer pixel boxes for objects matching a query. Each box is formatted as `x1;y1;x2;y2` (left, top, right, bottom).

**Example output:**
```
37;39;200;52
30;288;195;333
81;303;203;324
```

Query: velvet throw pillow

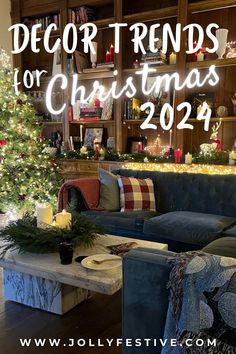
98;168;120;211
117;175;156;212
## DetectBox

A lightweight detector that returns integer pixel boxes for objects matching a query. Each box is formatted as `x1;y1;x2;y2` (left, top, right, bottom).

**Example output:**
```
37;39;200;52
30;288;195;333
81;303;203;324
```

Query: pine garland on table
0;214;104;256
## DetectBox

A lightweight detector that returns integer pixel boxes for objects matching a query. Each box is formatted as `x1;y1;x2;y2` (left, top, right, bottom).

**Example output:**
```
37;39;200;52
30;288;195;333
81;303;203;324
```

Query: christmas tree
0;49;60;214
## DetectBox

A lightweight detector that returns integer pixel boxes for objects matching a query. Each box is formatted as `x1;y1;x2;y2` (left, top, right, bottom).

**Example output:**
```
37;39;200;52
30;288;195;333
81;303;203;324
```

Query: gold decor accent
121;163;236;175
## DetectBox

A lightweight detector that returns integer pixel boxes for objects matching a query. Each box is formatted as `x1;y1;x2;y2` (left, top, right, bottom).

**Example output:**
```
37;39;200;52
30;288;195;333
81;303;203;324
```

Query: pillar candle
185;152;192;164
80;125;83;144
80;145;87;155
110;44;114;62
197;51;204;62
99;147;106;161
174;149;183;164
229;151;236;165
169;52;176;65
55;209;72;229
37;203;53;229
137;142;142;153
169;129;173;147
105;50;111;62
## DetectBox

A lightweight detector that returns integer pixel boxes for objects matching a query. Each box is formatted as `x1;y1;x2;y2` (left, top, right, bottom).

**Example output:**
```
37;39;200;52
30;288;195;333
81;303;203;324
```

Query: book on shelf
74;50;90;74
80;107;103;118
23;14;60;31
140;59;165;66
68;7;95;25
72;99;113;122
141;47;166;66
79;117;101;122
124;98;141;120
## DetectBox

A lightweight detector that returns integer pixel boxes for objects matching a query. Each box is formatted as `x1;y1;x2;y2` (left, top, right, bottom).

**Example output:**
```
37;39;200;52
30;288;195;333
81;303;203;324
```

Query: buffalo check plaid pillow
117;176;156;212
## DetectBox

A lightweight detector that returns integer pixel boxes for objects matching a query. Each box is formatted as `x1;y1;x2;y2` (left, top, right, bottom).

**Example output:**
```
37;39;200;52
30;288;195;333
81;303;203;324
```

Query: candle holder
59;242;74;265
169;148;175;161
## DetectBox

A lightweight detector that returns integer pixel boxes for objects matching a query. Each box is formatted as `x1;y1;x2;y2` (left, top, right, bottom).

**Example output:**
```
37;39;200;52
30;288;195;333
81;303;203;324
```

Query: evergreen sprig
193;150;229;165
0;214;104;257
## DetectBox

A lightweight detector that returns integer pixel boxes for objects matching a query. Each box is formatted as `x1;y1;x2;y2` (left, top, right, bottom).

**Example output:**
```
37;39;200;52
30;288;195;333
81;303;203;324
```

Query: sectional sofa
122;236;236;354
66;169;236;252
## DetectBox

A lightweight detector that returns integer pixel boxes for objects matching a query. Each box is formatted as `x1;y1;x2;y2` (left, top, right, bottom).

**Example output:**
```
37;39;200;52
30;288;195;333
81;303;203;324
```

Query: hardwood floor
0;270;122;354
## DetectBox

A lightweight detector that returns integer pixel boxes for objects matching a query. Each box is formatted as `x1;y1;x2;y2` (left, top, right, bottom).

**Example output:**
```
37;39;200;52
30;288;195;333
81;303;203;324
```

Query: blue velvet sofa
68;169;236;252
122;236;236;354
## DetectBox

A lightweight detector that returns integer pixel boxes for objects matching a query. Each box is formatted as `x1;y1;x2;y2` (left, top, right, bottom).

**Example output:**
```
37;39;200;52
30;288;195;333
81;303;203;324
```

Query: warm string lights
0;49;60;214
122;162;236;175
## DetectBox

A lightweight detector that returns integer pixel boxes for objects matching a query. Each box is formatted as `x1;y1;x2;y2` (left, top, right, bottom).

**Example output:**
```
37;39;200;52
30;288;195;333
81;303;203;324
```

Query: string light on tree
0;49;60;214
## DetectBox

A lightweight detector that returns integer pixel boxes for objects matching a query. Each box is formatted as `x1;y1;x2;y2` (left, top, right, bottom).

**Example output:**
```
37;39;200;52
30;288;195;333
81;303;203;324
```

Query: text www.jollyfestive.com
19;337;217;348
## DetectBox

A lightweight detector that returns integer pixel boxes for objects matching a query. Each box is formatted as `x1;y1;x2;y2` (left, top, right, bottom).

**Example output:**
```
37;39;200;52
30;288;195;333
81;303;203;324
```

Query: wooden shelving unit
189;0;236;13
11;0;236;154
188;117;236;123
21;29;61;39
187;58;236;70
40;121;64;125
123;64;177;75
70;120;114;125
76;17;114;29
123;6;178;23
76;70;114;80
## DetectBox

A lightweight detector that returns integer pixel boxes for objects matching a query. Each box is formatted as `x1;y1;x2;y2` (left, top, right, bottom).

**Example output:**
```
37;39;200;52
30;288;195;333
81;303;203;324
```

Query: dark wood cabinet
11;0;236;154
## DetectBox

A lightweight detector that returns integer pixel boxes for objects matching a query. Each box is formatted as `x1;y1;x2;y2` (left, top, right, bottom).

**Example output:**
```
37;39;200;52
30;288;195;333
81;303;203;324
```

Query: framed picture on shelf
84;128;104;149
101;96;113;120
52;44;62;76
74;50;89;73
146;77;172;116
187;92;215;117
127;137;147;154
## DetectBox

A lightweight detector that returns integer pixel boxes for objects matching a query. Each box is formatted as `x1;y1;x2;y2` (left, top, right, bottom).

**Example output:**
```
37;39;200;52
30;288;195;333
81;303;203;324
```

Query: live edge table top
0;235;168;296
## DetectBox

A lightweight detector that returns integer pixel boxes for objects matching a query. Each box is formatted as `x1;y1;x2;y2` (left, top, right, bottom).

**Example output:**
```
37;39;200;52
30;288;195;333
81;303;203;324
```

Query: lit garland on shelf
121;162;236;175
0;49;61;214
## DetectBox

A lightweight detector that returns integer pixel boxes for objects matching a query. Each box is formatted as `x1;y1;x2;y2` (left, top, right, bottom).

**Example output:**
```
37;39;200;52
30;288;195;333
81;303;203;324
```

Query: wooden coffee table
0;235;167;315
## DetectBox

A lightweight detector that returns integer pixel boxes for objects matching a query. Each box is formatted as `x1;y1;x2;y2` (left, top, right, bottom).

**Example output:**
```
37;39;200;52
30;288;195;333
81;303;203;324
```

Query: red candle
191;41;198;62
105;50;111;62
95;144;100;160
67;105;73;122
110;44;114;62
174;149;183;163
137;142;142;153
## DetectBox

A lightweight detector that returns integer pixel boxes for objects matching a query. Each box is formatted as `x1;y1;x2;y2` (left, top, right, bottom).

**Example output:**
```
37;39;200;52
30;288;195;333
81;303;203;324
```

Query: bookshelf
11;0;236;155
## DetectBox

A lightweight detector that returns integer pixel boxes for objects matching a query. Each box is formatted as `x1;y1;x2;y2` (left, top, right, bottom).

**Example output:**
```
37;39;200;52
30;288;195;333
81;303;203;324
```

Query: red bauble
213;139;221;150
50;159;57;166
0;139;7;146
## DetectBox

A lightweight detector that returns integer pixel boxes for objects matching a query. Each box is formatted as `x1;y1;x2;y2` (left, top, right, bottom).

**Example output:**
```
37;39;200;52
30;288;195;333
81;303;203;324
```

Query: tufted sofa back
115;170;236;218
